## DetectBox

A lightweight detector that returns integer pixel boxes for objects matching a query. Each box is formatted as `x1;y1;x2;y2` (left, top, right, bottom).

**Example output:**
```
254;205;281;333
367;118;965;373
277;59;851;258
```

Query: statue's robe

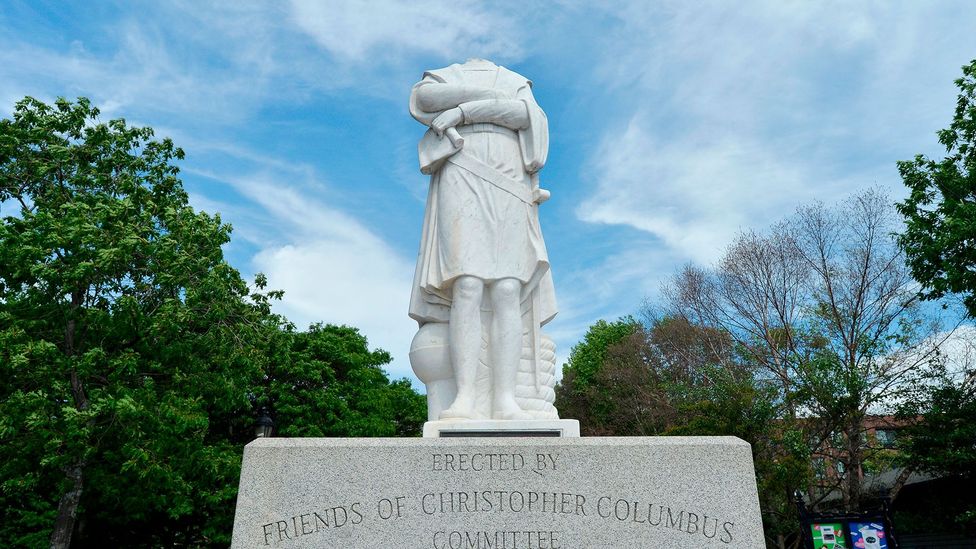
407;61;557;333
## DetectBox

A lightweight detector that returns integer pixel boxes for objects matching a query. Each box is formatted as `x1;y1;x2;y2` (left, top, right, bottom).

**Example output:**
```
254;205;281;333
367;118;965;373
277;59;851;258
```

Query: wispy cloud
288;0;523;62
0;18;273;124
578;116;807;264
189;163;418;381
574;1;976;270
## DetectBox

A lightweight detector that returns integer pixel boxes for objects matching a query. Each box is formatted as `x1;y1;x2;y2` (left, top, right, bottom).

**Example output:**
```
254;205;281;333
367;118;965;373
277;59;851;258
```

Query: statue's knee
453;276;483;301
491;278;521;303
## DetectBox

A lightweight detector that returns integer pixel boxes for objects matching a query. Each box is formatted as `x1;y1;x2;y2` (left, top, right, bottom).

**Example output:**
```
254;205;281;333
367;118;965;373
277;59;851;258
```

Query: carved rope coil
514;334;558;419
472;329;559;419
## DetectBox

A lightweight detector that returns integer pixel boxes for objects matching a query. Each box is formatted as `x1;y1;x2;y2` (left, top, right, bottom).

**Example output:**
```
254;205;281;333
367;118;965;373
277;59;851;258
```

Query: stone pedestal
231;437;764;548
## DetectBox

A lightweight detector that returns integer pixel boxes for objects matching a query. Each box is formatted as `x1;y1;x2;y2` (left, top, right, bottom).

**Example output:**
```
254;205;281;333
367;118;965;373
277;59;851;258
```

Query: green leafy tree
0;97;427;547
557;314;808;545
897;59;976;315
554;317;640;430
897;376;976;529
666;189;945;514
263;323;426;438
558;317;640;389
0;97;283;547
894;59;976;534
559;190;948;544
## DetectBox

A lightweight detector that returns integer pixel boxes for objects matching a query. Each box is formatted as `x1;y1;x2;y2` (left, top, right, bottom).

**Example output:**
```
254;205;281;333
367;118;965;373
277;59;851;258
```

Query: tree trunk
889;466;914;501
49;462;84;549
51;290;89;548
845;416;863;512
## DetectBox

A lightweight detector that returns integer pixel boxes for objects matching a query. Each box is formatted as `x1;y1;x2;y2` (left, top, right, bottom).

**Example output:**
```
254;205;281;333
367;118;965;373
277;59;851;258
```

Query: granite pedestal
231;437;764;548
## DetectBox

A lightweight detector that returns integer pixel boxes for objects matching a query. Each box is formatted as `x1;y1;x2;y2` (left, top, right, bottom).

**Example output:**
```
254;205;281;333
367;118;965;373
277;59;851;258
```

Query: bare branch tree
663;188;953;512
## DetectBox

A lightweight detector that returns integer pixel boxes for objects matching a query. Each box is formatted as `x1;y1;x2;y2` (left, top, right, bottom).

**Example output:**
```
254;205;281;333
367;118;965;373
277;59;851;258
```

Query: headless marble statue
407;59;559;422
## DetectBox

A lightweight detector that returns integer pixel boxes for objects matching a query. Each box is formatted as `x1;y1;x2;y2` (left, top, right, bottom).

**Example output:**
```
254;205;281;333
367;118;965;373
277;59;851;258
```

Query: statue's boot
440;395;477;419
492;398;532;420
493;409;533;420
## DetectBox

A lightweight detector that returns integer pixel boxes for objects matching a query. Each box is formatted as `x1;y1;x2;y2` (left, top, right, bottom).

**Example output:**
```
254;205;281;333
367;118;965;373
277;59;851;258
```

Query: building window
814;458;827;481
830;431;844;448
875;429;897;448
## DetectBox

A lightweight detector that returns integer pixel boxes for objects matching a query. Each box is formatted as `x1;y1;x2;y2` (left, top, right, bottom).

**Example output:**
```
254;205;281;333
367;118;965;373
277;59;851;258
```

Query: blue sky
2;1;975;385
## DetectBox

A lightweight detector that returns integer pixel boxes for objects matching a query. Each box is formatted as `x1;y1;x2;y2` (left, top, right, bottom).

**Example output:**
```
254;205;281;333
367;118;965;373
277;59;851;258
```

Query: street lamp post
254;407;274;439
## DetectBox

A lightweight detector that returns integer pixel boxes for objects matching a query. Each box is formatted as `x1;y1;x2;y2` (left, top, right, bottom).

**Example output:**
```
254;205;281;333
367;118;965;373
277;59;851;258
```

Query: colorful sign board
848;522;888;549
811;522;849;548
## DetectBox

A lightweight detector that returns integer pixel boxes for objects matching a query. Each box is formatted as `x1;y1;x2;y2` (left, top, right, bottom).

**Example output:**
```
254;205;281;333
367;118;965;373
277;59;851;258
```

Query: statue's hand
431;108;464;136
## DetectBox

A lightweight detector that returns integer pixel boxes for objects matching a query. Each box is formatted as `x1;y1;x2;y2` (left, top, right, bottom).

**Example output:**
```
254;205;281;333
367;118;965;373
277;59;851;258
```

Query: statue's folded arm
414;83;506;113
458;100;529;130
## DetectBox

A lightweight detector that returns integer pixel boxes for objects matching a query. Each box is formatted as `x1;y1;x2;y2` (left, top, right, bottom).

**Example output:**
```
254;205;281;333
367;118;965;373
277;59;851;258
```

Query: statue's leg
440;275;483;419
489;278;532;420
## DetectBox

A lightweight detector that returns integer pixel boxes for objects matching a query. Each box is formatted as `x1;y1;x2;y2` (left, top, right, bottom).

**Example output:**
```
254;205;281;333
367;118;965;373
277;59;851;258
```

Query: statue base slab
423;419;580;438
231;437;764;548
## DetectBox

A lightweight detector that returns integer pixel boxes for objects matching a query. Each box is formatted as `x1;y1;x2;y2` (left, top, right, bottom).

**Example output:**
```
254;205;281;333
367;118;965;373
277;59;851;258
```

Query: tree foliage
263;323;425;438
558;317;639;389
0;97;425;547
897;58;976;316
666;189;944;513
894;58;976;533
557;190;953;546
897;372;976;529
899;380;976;480
555;317;640;430
556;314;808;543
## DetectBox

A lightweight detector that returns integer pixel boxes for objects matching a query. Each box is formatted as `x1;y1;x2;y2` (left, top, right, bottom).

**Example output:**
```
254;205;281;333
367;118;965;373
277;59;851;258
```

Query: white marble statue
407;59;559;422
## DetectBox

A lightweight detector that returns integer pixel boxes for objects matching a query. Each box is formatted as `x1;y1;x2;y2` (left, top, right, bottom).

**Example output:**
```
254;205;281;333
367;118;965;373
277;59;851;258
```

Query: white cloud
0;1;529;129
288;0;522;62
577;116;807;264
190;168;419;381
935;324;976;384
575;1;976;266
253;241;415;376
0;20;274;124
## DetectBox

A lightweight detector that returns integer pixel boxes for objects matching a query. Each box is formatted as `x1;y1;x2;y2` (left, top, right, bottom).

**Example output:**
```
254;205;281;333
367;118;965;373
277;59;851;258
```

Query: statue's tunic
408;62;557;328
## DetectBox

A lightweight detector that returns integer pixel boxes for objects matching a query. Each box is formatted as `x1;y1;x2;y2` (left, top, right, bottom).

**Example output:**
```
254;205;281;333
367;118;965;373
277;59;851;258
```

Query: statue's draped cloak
408;62;557;328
